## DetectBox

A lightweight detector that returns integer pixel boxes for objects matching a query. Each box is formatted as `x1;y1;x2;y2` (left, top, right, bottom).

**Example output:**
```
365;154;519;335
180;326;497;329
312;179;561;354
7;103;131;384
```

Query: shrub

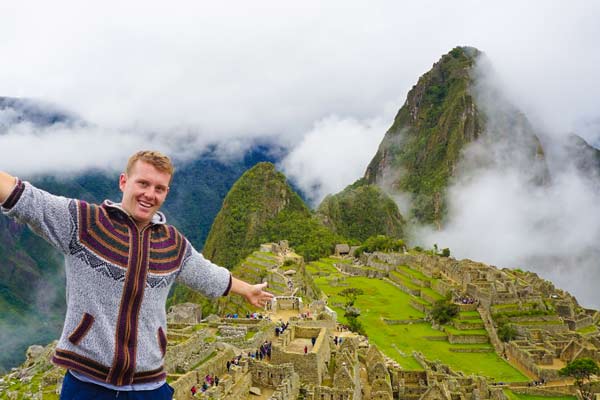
497;323;518;342
431;299;459;325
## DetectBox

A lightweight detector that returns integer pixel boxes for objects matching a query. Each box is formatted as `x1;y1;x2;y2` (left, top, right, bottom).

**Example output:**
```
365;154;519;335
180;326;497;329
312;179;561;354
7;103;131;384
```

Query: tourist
304;345;308;354
0;151;274;400
191;385;198;396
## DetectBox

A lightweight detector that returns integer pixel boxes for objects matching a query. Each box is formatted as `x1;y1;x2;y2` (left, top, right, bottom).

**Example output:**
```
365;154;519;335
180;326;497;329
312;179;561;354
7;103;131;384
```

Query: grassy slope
306;257;527;381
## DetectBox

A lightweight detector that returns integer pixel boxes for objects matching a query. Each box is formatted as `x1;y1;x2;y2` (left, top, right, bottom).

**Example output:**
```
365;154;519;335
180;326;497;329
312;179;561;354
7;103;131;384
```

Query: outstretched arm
230;277;274;308
0;172;17;204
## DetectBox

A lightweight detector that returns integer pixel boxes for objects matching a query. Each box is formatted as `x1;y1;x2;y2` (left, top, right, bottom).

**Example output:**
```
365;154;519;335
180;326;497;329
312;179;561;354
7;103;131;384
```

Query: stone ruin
4;242;599;399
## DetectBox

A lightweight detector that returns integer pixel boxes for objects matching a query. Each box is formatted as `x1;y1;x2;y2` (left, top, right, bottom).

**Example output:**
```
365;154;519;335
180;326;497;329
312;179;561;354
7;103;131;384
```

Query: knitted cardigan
1;180;232;386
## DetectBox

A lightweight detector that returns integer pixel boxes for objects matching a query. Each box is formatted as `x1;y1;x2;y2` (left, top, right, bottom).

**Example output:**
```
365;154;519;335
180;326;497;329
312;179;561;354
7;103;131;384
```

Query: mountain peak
364;46;547;226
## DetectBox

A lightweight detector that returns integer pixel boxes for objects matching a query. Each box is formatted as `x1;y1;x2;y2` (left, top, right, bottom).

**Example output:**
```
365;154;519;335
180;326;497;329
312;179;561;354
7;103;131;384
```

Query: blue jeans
60;371;175;400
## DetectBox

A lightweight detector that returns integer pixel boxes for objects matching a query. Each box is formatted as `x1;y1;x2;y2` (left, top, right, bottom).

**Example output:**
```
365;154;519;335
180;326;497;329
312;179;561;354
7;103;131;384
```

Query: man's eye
139;182;148;187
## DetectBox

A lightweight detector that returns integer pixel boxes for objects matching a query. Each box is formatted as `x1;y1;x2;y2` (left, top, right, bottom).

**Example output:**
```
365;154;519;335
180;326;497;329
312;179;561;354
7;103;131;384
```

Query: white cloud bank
280;114;391;206
0;1;599;305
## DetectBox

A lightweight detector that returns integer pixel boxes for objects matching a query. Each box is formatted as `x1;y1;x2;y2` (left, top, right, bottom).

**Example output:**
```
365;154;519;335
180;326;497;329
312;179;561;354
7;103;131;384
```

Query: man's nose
141;187;155;199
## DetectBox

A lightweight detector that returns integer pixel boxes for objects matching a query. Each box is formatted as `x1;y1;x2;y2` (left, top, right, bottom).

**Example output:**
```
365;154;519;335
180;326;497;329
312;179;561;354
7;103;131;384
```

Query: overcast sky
1;1;599;306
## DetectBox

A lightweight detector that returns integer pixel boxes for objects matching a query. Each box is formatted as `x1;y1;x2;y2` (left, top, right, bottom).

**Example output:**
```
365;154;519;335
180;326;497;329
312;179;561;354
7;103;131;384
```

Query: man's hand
0;172;17;205
230;277;274;308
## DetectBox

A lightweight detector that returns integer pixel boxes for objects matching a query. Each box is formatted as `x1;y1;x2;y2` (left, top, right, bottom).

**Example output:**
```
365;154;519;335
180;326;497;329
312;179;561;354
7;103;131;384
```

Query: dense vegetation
353;234;406;257
203;162;335;269
364;46;482;225
316;179;405;242
430;298;460;324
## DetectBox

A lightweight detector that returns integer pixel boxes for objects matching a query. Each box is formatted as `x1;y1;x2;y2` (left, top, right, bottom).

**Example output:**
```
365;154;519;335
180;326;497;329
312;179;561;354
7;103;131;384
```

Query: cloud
280;114;392;205
0;2;596;174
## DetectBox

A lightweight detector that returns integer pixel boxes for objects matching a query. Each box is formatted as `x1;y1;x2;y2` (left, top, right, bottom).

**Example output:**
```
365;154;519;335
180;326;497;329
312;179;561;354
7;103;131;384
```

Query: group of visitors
190;374;220;396
333;336;344;346
275;321;290;336
248;341;272;361
456;295;476;304
225;355;243;372
528;379;546;387
244;312;266;319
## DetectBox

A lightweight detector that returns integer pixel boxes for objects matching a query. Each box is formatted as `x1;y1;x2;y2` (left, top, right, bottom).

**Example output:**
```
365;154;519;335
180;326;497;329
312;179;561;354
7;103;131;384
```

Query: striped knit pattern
78;201;187;273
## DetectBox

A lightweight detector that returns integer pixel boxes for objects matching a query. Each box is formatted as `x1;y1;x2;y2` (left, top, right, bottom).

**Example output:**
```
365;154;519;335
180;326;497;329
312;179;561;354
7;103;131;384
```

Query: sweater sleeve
1;180;75;254
176;241;232;298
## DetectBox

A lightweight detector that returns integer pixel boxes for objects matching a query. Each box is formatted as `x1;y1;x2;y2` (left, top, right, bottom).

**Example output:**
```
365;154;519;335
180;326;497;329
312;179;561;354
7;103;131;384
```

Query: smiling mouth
138;200;154;209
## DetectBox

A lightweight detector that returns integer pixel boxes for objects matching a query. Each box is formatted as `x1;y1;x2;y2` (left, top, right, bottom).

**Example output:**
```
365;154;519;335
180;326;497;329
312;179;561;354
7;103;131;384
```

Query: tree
430;299;459;325
338;287;366;335
497;323;518;342
559;358;599;397
339;288;364;307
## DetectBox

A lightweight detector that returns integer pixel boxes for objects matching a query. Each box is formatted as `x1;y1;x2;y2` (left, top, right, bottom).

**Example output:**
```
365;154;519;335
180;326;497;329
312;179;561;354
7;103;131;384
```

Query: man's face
119;160;171;228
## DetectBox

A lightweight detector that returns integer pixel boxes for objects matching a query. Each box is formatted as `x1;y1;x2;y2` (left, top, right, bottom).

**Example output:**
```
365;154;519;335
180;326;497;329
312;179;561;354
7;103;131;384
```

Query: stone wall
513;322;569;335
432;279;453;297
449;347;494;353
308;386;356;400
249;360;296;388
506;342;561;381
167;303;203;324
565;315;593;331
478;307;505;355
338;262;388;279
292;318;336;330
420;292;440;305
452;320;485;330
171;345;237;400
271;326;330;385
397;370;427;384
409;298;429;313
269;374;301;400
387;275;421;296
383;319;426;325
273;296;301;311
446;333;489;344
510;386;576;397
165;330;216;373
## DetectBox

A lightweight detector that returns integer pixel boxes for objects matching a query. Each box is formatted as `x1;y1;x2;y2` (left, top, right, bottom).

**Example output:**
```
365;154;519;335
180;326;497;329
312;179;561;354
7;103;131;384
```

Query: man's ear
119;173;127;192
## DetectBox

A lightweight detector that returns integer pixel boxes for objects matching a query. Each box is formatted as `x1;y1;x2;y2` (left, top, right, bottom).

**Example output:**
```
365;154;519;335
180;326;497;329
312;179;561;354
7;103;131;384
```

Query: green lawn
503;390;576;400
576;325;597;335
397;265;431;281
310;258;527;381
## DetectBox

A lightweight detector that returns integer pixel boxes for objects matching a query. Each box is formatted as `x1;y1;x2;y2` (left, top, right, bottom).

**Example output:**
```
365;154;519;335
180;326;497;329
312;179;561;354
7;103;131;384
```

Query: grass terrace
307;257;528;381
577;325;598;335
503;390;576;400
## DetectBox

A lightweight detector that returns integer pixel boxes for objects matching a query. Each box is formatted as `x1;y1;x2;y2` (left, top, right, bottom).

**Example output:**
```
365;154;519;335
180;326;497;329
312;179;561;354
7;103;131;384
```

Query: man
0;150;273;399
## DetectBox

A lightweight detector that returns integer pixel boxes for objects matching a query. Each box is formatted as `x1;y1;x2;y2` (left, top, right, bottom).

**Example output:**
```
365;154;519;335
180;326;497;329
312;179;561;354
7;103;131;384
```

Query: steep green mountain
364;46;548;226
202;162;342;270
316;178;405;243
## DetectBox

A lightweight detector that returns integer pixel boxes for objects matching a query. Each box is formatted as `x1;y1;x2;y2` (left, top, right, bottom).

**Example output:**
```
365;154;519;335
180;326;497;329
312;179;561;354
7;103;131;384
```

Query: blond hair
126;150;174;177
